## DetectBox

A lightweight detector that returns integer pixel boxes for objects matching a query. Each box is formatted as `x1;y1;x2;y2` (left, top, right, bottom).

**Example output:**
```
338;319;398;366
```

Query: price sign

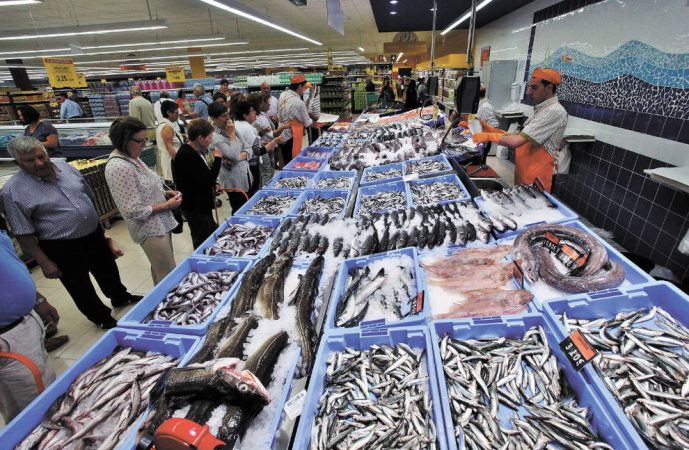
559;329;598;371
42;57;78;88
165;66;186;83
283;389;306;420
75;73;87;88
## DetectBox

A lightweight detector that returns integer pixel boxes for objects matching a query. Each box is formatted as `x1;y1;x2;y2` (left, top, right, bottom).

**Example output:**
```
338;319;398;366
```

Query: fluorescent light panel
0;19;167;41
441;0;492;35
0;0;42;5
74;47;311;65
198;0;322;46
358;47;365;52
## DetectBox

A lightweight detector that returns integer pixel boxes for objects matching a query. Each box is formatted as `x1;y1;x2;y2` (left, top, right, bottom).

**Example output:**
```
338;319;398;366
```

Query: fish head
513;250;539;283
216;366;271;405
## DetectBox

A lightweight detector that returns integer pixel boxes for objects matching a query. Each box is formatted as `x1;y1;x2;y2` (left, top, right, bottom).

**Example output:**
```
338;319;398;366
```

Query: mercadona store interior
1;0;689;449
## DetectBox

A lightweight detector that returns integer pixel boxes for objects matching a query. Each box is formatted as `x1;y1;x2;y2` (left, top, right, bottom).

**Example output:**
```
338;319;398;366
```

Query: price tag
559;329;597;371
42;57;78;88
284;389;307;420
403;173;419;182
415;291;424;314
166;66;186;83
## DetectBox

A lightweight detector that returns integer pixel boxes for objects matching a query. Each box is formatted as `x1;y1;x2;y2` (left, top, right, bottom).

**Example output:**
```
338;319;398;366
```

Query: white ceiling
0;0;405;80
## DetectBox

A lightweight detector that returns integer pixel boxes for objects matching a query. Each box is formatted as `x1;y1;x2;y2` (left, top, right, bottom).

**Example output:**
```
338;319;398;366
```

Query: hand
222;158;234;169
239;151;249;161
459;121;469;128
215;183;222;193
479;120;506;134
212;147;222;158
40;259;61;279
278;122;290;132
225;119;236;136
34;300;60;326
165;190;180;199
472;132;504;144
106;237;124;259
266;136;283;151
167;193;182;209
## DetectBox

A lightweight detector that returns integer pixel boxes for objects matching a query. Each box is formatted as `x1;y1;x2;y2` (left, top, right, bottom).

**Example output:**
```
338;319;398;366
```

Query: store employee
472;68;569;192
55;92;83;120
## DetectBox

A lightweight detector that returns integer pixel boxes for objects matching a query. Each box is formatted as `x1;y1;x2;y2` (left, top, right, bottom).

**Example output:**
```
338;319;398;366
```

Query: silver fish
273;175;310;189
203;223;274;257
247;195;297;216
316;176;352;189
410;181;463;205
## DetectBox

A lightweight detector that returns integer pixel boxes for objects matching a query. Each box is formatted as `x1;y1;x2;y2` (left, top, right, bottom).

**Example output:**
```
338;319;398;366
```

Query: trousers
39;228;127;324
0;311;56;422
140;234;176;285
259;153;275;187
183;210;217;249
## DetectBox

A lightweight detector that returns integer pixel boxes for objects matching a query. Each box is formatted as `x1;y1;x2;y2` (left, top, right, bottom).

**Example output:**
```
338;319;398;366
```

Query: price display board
165;66;186;83
42;57;78;88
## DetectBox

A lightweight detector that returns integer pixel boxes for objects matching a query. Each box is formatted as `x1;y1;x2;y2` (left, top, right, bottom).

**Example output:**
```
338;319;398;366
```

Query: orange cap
532;68;561;85
289;73;307;84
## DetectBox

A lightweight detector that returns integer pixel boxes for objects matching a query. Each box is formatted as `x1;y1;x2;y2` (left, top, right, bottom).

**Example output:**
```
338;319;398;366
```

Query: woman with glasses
104;117;182;284
156;100;185;182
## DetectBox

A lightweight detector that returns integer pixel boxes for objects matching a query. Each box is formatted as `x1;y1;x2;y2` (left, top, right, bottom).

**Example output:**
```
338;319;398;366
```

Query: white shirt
153;100;164;124
520;95;570;174
278;90;313;142
266;95;279;119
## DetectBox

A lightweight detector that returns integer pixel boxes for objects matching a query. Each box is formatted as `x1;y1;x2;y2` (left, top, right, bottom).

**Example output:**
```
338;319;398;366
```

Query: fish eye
240;384;248;392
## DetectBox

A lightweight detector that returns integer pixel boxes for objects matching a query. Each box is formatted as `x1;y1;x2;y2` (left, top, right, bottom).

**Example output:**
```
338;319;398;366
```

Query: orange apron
515;142;555;192
290;119;305;158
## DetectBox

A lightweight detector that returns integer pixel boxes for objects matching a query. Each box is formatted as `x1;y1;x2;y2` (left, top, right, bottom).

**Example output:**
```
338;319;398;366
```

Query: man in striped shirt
472;68;569;192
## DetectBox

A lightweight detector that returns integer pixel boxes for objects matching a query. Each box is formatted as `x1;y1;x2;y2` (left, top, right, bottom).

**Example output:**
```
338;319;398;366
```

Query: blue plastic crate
430;315;633;450
234;189;304;218
324;247;427;333
265;170;316;190
193;216;283;260
118;257;252;335
407;173;471;207
0;329;200;450
283;156;326;172
354;179;410;216
293;189;353;220
292;326;448;450
473;190;578;239
542;281;689;450
298;146;335;160
498;220;654;309
311;170;357;190
403;154;453;179
360;162;405;187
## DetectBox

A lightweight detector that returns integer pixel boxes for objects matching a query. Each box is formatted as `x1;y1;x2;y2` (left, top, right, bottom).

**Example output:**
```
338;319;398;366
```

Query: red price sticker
559;329;598;371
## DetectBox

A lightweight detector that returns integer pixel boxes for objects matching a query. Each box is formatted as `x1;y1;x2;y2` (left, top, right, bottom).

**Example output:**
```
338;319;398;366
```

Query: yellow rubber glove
472;132;504;144
479;120;506;134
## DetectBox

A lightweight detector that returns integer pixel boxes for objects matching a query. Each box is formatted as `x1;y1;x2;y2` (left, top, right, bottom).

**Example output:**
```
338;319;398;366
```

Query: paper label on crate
284;389;307;420
415;291;424;314
403;173;419;182
559;329;598;371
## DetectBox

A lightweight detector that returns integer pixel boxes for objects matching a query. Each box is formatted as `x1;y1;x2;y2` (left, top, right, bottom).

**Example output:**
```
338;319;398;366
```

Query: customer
260;82;279;123
365;77;376;92
277;74;312;166
0;229;56;422
378;77;395;107
191;84;213;120
1;137;141;329
105;117;181;285
176;89;192;119
128;86;156;129
404;79;419;111
233;100;282;192
213;92;227;105
248;93;289;185
417;77;428;104
156;100;185;182
55;91;82;120
219;78;232;98
153;91;171;124
172;119;222;248
17;105;60;157
208;102;251;213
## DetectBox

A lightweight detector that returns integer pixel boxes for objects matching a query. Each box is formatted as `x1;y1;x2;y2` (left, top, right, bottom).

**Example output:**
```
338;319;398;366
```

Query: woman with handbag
104;117;182;285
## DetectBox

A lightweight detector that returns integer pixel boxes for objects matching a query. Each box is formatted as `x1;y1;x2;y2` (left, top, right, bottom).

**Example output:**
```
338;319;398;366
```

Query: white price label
403;173;419;182
284;389;307;420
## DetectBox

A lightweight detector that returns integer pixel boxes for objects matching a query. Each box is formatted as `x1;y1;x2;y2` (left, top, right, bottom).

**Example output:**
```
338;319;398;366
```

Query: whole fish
216;315;259;359
298;195;346;215
433;288;533;319
203;223;274;257
410;181;463;206
255;252;294;319
273;175;310;189
405;158;450;175
228;254;276;319
247;194;297;216
293;255;325;372
316;176;352;189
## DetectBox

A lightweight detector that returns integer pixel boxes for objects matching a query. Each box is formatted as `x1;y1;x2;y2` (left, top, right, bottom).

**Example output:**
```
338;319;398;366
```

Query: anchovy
247;194;297;216
365;167;403;183
316;176;352;189
359;190;407;215
203;223;275;257
298;195;346;215
273;175;310;189
410;181;463;206
405;158;450;175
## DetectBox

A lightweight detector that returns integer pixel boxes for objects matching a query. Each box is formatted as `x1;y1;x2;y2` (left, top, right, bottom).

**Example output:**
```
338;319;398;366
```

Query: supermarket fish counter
3;109;685;450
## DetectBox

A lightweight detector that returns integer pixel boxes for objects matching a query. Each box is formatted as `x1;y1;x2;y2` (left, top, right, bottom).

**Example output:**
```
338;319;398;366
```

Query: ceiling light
402;59;407;63
389;0;398;4
0;19;167;41
358;47;365;52
198;0;322;45
46;41;249;58
397;52;403;60
441;0;492;35
74;47;310;65
390;11;397;15
0;0;42;6
80;37;226;50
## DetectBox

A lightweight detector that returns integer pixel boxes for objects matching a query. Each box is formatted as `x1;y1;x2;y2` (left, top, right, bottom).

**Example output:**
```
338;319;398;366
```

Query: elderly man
192;84;214;120
129;86;156;129
1;137;142;329
277;74;313;166
55;91;82;120
472;68;569;192
260;82;279;123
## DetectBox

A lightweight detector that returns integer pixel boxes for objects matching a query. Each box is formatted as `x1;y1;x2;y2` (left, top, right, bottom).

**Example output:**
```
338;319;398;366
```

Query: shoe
44;335;69;352
45;321;58;338
112;294;144;308
96;318;118;329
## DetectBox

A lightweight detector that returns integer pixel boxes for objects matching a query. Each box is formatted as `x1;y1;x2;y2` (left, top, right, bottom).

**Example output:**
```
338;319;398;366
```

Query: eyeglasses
130;137;147;145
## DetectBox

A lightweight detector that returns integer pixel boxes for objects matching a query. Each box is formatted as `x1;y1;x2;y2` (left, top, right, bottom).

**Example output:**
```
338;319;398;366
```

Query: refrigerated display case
0;122;114;159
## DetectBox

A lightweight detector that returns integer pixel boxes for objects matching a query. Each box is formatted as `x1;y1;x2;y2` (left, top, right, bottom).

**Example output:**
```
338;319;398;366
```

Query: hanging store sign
75;73;88;88
42;57;78;88
165;66;186;83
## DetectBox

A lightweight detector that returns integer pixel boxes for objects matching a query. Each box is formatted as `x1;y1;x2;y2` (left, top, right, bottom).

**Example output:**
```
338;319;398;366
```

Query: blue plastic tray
430;315;632;450
407;173;471;207
283;156;326;172
473;190;579;239
234;189;304;218
542;281;689;450
360;162;405;187
311;170;357;190
298;146;335;160
403;154;453;179
324;247;426;333
498;220;654;308
292;326;448;450
265;170;316;190
0;329;200;449
354;179;410;216
193;216;283;260
293;189;353;220
118;257;252;335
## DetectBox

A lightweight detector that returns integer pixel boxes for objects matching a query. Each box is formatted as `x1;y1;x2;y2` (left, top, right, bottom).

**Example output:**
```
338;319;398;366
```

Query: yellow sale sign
166;66;186;83
75;73;88;88
42;57;78;88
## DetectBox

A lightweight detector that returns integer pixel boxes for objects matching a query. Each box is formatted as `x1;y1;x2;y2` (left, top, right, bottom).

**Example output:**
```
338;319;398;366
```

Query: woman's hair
208;102;228;119
160;100;178;119
231;100;253;121
187;119;214;141
213;91;227;103
109;116;147;155
17;105;41;124
177;89;185;98
247;92;264;114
